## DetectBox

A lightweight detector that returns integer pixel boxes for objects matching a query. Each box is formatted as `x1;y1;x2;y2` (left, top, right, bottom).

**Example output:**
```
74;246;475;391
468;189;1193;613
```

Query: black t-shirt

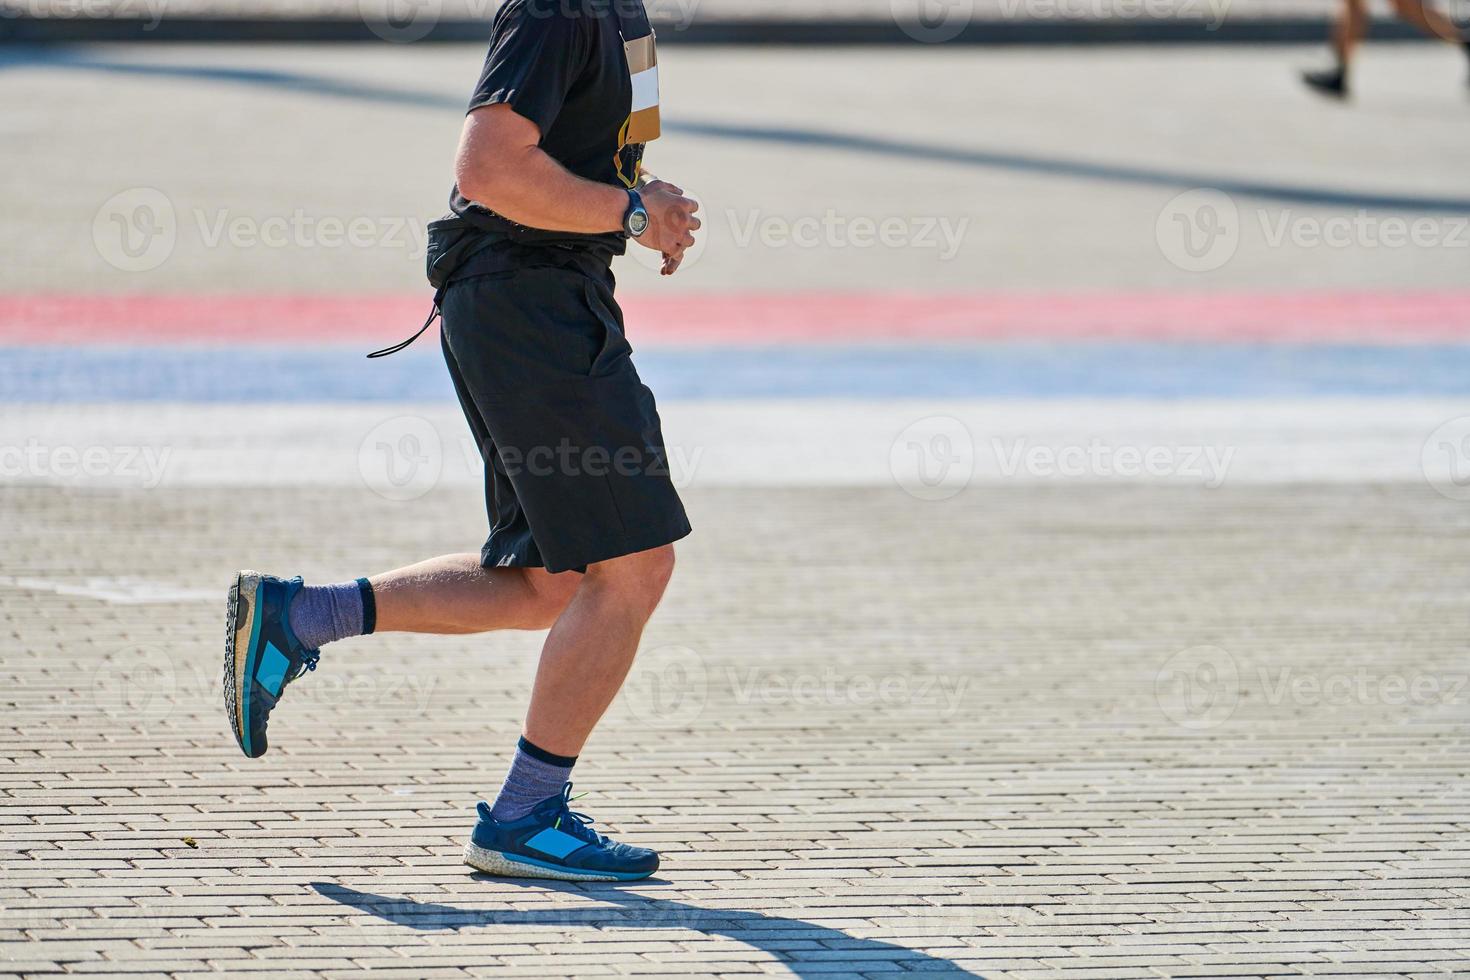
450;0;644;255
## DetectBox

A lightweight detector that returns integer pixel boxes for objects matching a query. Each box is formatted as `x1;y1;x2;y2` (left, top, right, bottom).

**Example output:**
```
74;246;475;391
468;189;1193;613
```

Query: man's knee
518;568;580;629
584;544;676;612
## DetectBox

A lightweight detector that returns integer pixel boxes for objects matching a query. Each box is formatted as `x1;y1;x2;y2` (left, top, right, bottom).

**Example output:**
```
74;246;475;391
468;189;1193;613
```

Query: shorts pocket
581;276;633;378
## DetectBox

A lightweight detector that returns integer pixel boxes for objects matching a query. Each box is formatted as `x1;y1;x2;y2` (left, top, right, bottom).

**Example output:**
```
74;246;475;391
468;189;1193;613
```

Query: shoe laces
549;783;606;847
290;648;320;682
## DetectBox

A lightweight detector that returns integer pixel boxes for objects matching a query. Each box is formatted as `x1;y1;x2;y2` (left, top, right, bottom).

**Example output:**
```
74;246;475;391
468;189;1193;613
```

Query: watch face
629;209;649;237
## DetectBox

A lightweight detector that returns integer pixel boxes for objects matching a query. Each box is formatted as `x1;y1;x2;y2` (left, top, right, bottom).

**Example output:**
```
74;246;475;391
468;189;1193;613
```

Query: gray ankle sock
287;578;374;651
489;737;576;822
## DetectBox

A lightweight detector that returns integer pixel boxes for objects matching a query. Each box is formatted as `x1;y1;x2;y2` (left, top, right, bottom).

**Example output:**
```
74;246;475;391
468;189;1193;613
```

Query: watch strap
623;188;647;238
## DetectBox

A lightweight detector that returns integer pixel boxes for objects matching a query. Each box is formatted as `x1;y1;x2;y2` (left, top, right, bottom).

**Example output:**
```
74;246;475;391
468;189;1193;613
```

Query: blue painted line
5;343;1470;401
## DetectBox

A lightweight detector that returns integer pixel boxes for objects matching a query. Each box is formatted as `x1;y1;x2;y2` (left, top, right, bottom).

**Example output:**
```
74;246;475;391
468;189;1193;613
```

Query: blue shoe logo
257;641;291;698
522;827;587;860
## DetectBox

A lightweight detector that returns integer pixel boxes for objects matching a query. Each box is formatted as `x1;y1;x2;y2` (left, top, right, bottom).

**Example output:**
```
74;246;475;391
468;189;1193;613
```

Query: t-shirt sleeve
466;0;589;138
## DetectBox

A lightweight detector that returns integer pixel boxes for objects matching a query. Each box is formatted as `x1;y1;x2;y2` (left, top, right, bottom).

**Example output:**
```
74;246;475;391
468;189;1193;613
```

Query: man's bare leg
364;545;679;756
459;548;675;882
369;554;580;634
468;543;675;847
521;545;676;757
227;540;677;881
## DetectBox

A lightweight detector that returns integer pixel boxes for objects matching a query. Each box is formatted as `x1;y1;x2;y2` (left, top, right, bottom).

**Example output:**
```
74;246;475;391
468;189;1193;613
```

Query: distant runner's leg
1304;0;1366;96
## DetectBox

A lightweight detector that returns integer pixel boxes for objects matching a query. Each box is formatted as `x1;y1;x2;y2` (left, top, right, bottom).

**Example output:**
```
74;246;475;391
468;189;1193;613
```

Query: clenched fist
635;179;700;276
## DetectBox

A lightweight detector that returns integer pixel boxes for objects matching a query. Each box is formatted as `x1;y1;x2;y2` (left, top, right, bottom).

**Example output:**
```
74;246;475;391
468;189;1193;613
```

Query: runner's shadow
311;880;984;978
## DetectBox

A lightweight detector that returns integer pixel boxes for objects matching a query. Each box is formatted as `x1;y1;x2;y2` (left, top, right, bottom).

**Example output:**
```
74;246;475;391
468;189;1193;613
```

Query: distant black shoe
1301;66;1348;99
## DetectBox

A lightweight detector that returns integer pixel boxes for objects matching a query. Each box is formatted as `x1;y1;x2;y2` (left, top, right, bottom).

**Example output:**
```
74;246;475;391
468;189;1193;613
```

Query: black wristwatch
622;188;649;239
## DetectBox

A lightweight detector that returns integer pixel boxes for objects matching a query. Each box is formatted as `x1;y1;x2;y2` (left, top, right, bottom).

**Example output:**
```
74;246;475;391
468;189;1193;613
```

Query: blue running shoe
224;570;319;759
463;784;660;882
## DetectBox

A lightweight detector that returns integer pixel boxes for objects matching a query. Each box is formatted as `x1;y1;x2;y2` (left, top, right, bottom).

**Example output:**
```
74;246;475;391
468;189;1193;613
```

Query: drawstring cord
366;300;440;359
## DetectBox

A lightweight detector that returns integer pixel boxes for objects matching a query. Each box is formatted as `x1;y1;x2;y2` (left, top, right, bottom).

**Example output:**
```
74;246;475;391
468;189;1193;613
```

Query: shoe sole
1301;78;1348;99
224;570;264;758
462;842;652;882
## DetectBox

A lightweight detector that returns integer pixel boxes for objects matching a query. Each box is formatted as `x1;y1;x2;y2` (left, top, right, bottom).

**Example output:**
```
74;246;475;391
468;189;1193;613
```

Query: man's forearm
461;143;627;235
455;106;694;258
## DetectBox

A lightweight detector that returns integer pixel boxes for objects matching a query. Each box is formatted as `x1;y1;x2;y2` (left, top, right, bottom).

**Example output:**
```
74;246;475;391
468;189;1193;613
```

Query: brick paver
2;482;1468;977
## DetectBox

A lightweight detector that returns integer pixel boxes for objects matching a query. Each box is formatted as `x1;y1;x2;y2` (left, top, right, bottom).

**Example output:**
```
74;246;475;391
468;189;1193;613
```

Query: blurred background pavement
3;32;1469;486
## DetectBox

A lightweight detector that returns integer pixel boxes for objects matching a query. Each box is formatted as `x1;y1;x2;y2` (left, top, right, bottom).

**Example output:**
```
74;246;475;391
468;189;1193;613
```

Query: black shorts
439;259;691;574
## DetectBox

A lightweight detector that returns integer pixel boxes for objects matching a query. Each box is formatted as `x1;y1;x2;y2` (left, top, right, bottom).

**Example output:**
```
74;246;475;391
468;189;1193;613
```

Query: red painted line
2;291;1470;345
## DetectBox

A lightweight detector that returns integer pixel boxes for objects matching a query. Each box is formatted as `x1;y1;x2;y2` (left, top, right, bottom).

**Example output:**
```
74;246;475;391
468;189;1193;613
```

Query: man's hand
635;179;700;276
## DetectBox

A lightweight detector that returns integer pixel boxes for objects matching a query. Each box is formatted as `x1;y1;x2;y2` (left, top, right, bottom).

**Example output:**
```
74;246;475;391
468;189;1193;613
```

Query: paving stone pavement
2;482;1469;979
0;0;1342;24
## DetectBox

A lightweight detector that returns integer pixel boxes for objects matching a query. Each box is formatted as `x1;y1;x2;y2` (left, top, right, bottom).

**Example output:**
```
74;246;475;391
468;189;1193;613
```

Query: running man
1303;0;1470;97
223;0;700;882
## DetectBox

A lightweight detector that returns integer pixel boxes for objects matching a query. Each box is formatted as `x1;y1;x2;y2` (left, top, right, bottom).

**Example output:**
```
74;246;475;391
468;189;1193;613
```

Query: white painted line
0;576;219;604
0;399;1457;490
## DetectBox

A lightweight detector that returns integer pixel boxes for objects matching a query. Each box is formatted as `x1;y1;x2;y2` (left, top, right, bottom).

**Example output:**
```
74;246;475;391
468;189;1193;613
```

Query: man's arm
455;105;699;263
